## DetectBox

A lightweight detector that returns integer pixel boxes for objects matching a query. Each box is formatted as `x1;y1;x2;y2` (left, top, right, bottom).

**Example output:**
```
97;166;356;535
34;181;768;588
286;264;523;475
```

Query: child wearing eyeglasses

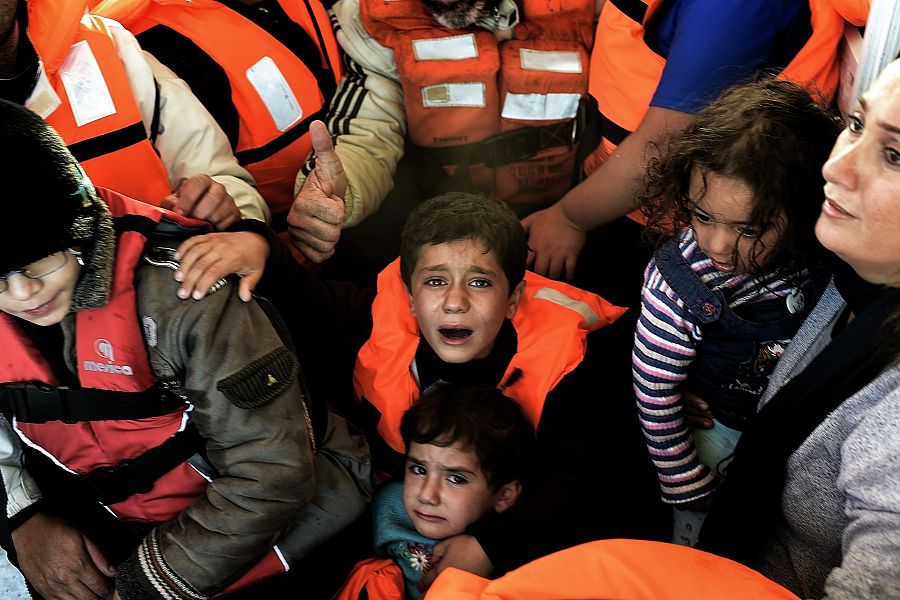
632;79;840;546
0;99;371;599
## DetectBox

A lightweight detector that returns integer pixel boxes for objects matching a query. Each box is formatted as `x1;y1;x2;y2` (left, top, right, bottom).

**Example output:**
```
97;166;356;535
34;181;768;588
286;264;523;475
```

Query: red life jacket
92;0;342;221
353;260;627;454
584;0;844;176
360;0;594;213
0;188;286;593
27;0;173;205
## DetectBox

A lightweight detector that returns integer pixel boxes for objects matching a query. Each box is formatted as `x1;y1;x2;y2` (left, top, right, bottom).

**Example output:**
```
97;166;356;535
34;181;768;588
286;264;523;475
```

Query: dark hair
0;98;100;275
640;79;841;276
399;192;527;293
400;387;535;489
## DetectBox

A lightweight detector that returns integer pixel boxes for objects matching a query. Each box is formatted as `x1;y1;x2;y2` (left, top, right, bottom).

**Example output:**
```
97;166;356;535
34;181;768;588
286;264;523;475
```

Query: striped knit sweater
633;228;803;504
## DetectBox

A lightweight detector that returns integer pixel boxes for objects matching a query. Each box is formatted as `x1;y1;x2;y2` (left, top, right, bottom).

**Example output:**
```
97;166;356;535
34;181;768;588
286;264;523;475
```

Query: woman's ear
492;480;522;513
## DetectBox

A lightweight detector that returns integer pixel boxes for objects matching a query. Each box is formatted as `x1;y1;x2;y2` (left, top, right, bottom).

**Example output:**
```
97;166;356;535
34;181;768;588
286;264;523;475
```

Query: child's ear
406;285;416;317
505;281;525;319
492;480;522;514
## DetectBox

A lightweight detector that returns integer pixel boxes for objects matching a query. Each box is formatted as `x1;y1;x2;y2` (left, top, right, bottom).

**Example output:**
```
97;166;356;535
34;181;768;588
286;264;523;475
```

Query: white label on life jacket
520;49;583;73
246;56;303;132
422;82;486;108
502;93;580;121
59;41;116;127
413;34;479;61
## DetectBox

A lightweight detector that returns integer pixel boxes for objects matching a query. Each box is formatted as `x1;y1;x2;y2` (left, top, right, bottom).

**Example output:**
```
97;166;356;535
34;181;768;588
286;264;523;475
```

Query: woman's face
818;60;900;287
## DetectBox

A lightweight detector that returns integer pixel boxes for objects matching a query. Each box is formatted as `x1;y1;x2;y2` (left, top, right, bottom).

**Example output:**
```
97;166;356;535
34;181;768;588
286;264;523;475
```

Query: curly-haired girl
633;79;840;546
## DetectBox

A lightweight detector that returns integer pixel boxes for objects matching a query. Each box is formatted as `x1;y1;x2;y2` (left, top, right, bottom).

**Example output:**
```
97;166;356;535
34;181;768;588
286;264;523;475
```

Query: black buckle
7;384;76;424
80;460;156;506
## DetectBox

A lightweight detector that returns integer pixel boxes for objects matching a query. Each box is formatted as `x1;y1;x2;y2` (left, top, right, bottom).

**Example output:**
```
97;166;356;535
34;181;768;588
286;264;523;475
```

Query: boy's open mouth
439;327;473;340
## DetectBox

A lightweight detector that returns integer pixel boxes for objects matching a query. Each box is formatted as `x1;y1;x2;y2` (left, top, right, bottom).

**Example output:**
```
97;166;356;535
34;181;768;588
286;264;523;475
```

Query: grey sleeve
825;386;900;599
120;262;316;597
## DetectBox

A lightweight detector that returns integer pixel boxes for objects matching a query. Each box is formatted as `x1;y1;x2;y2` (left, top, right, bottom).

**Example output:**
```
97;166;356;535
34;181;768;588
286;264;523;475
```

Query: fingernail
177;288;189;299
192;290;204;300
174;270;184;282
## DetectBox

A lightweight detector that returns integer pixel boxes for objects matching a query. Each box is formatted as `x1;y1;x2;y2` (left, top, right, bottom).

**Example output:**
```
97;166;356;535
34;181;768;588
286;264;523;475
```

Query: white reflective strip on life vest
422;82;486;108
274;546;290;572
412;34;479;61
501;93;580;120
520;49;583;73
246;56;303;132
533;287;600;326
12;418;79;475
60;40;116;127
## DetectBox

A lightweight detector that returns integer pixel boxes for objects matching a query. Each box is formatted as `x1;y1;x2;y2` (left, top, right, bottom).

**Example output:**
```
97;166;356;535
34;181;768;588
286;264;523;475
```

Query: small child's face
407;239;523;364
403;441;504;539
689;170;783;274
0;250;81;326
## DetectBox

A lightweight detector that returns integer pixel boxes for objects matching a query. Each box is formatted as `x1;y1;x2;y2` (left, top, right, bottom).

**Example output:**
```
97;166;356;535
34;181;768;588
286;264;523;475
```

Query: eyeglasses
0;250;80;294
690;207;763;239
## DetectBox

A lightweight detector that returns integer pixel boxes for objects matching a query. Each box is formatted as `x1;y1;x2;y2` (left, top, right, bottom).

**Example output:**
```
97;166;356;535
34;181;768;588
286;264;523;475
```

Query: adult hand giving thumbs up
288;120;348;263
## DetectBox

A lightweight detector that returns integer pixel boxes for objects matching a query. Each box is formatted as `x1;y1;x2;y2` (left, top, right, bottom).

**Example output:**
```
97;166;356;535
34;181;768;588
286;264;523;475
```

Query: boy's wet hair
400;192;527;293
641;78;841;277
400;386;535;489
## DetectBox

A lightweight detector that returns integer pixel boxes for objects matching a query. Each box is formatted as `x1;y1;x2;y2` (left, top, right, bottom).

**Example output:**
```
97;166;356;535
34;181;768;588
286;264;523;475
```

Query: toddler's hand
174;231;269;302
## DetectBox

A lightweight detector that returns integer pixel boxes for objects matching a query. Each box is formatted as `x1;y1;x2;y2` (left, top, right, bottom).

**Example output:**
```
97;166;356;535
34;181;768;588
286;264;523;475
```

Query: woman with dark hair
696;59;900;599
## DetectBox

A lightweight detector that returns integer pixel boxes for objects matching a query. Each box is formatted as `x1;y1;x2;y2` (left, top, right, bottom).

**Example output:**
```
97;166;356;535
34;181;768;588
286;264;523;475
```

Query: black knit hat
0;99;115;309
0;98;102;275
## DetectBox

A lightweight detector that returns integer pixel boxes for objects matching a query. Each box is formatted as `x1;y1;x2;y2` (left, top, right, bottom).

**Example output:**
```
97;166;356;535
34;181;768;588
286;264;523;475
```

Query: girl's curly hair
640;78;841;276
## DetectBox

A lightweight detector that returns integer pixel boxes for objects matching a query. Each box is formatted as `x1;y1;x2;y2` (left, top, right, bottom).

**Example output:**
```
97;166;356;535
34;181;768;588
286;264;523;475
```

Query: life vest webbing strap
609;0;648;24
413;117;582;168
219;0;338;99
79;422;205;506
114;213;164;238
0;383;187;424
67;122;148;163
234;106;328;165
598;109;632;147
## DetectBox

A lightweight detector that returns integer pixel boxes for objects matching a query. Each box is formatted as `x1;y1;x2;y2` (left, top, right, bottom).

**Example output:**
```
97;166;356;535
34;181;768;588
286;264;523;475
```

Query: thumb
238;272;261;303
83;534;116;577
309;120;347;200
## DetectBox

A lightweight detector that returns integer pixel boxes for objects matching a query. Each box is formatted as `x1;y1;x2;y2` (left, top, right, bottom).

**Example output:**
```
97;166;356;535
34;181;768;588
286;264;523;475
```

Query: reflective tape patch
520;49;583;73
60;41;116;127
246;56;303;132
413;34;479;61
533;287;600;326
501;93;580;121
422;82;486;108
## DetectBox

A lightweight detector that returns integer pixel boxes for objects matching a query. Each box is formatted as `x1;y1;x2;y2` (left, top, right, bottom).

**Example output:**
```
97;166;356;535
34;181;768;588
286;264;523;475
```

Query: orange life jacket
360;0;594;213
424;539;801;600
92;0;342;221
584;0;844;175
333;558;404;600
828;0;869;25
26;1;173;204
0;188;285;593
353;260;626;455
